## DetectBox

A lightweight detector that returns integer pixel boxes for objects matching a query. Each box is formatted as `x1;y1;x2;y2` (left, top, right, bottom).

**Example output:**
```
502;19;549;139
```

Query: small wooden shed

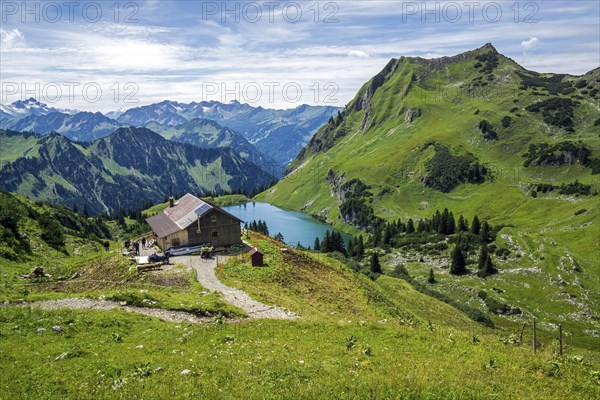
249;248;264;266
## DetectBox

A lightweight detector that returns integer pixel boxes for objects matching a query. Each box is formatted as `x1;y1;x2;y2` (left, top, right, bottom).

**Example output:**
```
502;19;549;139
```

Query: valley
1;38;599;400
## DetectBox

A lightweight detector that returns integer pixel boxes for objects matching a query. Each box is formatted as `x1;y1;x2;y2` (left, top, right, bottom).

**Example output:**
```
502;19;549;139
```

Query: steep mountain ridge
1;111;123;141
258;44;600;340
145;118;281;176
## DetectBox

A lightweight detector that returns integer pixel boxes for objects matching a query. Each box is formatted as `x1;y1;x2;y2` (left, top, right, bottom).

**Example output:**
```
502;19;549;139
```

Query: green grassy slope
1;306;599;399
0;130;42;162
257;44;600;342
1;201;599;398
2;230;599;398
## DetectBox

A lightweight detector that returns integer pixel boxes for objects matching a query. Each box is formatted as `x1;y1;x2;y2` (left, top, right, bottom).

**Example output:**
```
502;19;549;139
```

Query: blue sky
1;0;598;111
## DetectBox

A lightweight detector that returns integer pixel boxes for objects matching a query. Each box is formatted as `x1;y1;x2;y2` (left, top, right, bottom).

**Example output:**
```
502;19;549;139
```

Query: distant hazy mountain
145;118;283;177
117;100;190;126
1;111;123;142
0;97;64;117
117;100;341;167
105;108;126;120
0;127;274;214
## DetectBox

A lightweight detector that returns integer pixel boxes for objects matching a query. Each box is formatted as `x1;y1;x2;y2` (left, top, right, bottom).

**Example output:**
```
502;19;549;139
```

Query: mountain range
0;97;72;117
0;99;340;171
1;111;123;142
116;100;341;167
0;127;274;214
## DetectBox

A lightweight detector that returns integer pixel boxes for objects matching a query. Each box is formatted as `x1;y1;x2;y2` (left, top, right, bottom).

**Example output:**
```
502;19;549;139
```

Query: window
211;230;219;238
211;215;217;223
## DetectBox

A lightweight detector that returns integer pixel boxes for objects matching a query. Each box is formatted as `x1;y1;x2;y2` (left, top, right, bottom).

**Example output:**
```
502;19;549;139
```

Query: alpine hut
146;193;243;250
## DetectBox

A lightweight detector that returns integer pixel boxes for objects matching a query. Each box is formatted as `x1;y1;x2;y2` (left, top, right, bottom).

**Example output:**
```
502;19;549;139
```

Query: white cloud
0;28;25;50
1;0;597;111
348;50;370;59
521;37;540;51
90;23;177;38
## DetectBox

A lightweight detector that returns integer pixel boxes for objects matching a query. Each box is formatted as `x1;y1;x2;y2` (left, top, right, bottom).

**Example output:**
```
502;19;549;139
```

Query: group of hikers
125;236;152;256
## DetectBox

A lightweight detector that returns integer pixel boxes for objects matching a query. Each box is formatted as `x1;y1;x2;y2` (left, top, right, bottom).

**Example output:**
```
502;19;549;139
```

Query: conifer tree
332;232;346;255
428;268;436;283
383;225;392;244
398;221;406;233
433;210;441;232
370;252;382;274
406;218;415;234
483;256;496;276
322;230;331;252
118;213;126;226
314;237;321;252
372;227;381;247
477;244;497;277
457;215;468;232
440;208;449;234
417;219;426;233
447;211;456;234
450;245;466;275
471;215;481;235
478;244;489;270
355;235;365;260
480;221;491;243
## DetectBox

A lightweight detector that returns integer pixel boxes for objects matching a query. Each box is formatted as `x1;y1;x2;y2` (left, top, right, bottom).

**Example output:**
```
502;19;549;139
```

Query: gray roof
146;193;228;238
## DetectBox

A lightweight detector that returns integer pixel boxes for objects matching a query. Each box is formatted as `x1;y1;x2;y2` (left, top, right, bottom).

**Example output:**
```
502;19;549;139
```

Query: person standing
141;237;146;249
134;241;140;256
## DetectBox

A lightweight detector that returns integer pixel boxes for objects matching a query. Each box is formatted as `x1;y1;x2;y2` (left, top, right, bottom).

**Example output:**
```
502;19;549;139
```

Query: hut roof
146;193;242;238
249;247;263;256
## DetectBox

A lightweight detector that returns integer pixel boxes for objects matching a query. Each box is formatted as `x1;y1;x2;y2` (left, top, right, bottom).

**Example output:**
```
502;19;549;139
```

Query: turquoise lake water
222;202;352;247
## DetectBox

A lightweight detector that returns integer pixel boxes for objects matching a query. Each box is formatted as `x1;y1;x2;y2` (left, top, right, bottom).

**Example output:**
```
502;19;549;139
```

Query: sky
1;0;599;112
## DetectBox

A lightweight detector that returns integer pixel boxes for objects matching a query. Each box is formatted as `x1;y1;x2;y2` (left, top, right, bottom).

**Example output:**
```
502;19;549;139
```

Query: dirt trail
178;255;295;320
10;247;295;321
13;298;215;324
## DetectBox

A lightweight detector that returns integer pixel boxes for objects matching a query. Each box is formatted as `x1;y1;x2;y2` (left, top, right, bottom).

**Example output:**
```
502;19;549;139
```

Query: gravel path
179;255;295;320
16;298;215;324
9;249;294;322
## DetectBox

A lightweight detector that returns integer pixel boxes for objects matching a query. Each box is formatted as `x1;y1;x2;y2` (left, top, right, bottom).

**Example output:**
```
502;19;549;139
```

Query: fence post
520;322;526;346
559;324;563;356
533;318;537;354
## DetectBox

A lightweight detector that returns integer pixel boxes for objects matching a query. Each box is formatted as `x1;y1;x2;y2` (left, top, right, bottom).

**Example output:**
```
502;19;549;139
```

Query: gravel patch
14;298;214;324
